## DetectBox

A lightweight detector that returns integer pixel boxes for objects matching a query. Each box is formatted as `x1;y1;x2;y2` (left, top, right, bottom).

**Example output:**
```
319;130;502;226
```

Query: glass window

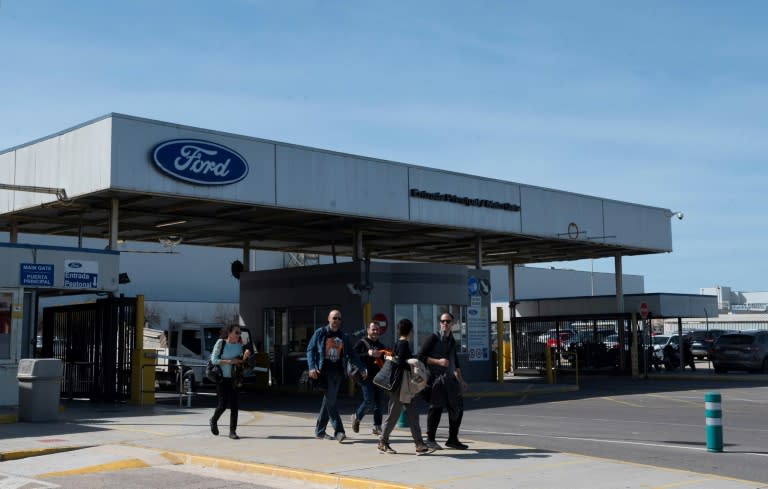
0;293;12;360
181;329;202;355
393;304;467;353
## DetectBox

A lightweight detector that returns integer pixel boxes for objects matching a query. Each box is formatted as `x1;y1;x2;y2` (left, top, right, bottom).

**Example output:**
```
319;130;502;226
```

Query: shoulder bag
372;357;402;392
205;339;224;383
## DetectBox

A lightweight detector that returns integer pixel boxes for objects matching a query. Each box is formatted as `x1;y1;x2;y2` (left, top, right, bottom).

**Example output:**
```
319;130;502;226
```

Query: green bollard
396;410;408;428
704;392;723;452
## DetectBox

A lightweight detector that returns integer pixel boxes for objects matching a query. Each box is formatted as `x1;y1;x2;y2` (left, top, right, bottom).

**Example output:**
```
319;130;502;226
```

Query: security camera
346;283;360;296
674;212;684;220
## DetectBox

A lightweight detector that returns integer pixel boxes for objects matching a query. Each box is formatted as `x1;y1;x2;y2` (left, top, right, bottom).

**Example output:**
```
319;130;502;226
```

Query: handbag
373;357;402;392
205;339;224;383
205;360;223;383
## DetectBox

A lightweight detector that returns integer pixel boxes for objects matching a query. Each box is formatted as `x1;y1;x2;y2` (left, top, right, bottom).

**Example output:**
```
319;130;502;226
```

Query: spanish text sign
63;260;99;289
20;263;54;287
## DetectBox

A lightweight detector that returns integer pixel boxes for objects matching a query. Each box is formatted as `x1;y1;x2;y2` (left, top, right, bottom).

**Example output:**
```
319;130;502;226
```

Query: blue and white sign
64;260;99;289
20;263;54;287
466;306;489;361
467;276;479;296
152;139;249;185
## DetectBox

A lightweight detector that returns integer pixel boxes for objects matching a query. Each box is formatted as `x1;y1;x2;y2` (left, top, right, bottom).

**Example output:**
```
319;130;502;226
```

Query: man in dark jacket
307;310;367;442
351;321;389;435
419;312;469;450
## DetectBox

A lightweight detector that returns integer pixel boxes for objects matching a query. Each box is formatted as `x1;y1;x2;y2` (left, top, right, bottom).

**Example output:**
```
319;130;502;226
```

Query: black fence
41;296;137;402
512;315;647;374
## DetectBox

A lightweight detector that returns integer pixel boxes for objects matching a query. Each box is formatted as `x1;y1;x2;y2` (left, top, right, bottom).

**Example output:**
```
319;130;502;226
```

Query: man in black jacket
419;312;469;450
351;321;388;435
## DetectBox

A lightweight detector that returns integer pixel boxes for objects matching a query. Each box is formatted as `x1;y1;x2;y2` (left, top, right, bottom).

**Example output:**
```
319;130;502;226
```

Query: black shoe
229;432;240;440
445;439;468;450
209;418;219;436
351;414;360;433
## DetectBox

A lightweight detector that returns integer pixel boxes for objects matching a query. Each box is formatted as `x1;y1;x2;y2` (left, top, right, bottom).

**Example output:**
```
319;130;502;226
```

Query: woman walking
209;324;251;439
377;318;433;455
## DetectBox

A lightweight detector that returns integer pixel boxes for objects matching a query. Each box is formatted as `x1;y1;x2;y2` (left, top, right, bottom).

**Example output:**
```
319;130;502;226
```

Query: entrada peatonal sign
409;188;520;212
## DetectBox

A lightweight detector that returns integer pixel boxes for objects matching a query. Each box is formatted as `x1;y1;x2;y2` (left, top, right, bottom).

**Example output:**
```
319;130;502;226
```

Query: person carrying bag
376;318;434;456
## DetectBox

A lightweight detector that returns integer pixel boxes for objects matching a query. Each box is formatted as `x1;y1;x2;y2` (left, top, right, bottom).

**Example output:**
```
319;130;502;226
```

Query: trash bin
17;358;63;422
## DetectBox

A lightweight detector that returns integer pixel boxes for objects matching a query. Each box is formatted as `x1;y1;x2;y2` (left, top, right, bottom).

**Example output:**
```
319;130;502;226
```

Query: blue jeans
315;370;344;436
355;379;385;426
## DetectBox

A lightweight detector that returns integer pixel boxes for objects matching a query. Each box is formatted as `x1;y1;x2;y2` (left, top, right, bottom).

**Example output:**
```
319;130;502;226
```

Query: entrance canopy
1;113;674;265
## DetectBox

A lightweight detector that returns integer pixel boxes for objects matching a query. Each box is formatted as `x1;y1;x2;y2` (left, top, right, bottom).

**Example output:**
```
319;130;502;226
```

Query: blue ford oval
152;139;249;185
68;262;82;269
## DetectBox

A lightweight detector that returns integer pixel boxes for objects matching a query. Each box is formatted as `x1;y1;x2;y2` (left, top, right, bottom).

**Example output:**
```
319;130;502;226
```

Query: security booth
0;242;120;406
240;261;493;387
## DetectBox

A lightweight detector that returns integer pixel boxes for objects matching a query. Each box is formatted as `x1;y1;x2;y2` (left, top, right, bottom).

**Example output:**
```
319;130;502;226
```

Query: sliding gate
41;296;137;401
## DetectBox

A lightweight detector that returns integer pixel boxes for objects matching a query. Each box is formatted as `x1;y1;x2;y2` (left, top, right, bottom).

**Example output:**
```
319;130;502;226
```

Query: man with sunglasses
307;309;367;442
418;312;469;450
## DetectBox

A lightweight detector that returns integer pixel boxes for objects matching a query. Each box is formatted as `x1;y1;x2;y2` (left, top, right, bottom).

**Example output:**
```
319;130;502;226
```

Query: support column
614;253;624;313
9;222;18;243
353;230;363;261
243;241;251;271
507;263;516;375
474;236;482;269
614;253;625;371
108;198;119;250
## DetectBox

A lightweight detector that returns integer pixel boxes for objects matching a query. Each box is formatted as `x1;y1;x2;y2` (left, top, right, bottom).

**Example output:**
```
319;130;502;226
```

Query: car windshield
652;336;669;345
717;334;754;346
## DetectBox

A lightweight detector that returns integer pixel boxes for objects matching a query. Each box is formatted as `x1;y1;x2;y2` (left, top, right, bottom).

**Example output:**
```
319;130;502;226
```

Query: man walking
351;321;388;435
419;312;469;450
307;310;367;442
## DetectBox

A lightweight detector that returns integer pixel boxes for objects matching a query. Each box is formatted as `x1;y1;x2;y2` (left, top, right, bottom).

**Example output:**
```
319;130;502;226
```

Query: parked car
651;335;670;360
536;328;576;344
688;329;729;360
545;331;575;350
711;330;768;373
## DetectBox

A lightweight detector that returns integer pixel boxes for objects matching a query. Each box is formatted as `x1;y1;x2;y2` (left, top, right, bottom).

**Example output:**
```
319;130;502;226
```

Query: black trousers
211;378;240;433
426;395;463;442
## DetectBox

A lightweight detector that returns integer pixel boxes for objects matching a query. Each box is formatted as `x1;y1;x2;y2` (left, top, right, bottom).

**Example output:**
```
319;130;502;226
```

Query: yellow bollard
544;345;553;384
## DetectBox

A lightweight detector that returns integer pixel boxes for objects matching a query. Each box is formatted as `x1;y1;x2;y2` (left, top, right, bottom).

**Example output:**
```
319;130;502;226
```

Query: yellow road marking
38;458;149;477
601;396;644;407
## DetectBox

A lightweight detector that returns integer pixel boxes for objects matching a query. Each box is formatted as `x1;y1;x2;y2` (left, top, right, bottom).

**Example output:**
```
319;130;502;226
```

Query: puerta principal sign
152;139;249;185
20;263;54;287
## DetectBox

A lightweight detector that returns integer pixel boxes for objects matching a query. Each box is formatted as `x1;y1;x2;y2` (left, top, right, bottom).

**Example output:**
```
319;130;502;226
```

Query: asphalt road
210;376;768;485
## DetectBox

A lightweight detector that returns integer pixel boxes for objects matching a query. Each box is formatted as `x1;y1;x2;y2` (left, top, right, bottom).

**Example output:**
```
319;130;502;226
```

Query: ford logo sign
68;262;82;269
468;309;478;316
152;139;249;185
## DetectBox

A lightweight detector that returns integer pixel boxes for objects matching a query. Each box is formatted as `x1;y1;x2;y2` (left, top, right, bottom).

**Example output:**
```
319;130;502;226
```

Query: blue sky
1;1;766;294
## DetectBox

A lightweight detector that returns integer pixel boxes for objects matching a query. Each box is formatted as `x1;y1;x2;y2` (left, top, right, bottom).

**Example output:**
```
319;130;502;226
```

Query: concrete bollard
704;392;723;452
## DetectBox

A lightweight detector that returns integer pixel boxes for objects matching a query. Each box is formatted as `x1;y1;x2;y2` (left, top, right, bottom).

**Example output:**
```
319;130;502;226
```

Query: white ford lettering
174;145;231;177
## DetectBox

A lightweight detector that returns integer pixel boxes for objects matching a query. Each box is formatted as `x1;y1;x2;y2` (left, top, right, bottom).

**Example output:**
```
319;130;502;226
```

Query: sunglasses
332;317;342;321
440;319;453;324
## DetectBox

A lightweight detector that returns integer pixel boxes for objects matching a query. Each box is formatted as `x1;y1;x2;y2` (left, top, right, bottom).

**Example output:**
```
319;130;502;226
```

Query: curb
0;446;84;462
162;450;429;489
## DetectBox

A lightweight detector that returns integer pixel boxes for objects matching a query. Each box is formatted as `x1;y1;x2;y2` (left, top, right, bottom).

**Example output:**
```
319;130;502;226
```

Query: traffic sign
639;302;649;319
372;312;388;335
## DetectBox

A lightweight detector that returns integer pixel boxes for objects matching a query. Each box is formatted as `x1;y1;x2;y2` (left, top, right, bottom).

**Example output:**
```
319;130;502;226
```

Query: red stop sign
639;302;649;319
372;313;388;335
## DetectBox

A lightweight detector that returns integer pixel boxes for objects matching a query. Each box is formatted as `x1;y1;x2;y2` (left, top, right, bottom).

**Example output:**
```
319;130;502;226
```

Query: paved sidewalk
1;378;765;489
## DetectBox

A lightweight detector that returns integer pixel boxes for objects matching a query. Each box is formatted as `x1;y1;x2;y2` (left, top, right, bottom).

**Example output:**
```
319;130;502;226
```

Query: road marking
461;428;768;458
37;458;149;477
601;396;644;407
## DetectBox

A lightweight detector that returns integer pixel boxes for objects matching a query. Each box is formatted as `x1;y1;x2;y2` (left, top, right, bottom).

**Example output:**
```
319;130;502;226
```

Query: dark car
711;330;768;373
688;329;729;360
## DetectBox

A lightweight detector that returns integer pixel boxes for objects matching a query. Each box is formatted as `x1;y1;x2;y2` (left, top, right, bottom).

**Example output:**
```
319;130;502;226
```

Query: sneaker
445;439;468;450
209;418;219;436
351;414;360;433
415;443;435;455
372;425;382;435
377;440;397;454
316;432;334;440
335;432;346;443
425;440;442;450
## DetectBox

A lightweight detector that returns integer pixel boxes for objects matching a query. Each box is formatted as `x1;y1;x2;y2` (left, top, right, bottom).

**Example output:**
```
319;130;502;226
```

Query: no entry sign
372;313;388;335
639;302;649;319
